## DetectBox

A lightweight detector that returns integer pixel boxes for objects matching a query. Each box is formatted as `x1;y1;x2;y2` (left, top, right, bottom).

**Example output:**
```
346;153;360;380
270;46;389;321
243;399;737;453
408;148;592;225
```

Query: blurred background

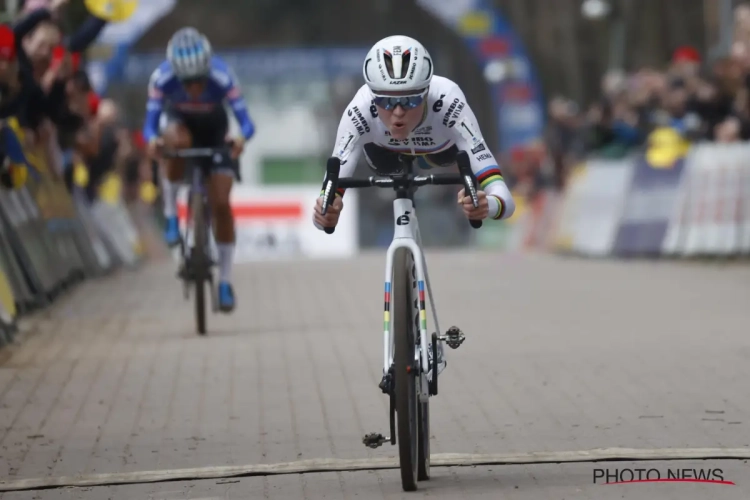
0;0;747;333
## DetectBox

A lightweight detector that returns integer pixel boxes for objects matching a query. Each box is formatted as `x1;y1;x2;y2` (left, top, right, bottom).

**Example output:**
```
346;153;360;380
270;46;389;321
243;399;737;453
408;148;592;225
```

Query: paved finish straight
1;251;749;498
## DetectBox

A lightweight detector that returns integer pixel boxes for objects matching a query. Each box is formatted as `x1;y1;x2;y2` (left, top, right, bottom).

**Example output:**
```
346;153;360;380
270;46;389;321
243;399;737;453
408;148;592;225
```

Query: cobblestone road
1;251;749;498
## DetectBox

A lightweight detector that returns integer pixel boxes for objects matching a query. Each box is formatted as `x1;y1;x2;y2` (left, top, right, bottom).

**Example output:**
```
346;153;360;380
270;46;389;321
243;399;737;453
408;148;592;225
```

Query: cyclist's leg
208;168;235;311
197;108;236;312
159;114;191;246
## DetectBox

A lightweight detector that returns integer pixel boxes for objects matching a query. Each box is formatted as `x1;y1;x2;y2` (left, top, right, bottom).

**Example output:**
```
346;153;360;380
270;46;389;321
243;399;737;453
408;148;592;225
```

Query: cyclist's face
377;101;425;140
182;79;206;99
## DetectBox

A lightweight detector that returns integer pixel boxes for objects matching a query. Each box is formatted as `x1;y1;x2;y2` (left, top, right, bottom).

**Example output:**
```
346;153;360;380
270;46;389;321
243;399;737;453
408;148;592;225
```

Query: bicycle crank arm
439;326;466;350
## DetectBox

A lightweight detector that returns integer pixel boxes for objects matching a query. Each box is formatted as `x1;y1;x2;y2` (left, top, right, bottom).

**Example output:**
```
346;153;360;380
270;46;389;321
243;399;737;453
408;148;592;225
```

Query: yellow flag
84;0;138;22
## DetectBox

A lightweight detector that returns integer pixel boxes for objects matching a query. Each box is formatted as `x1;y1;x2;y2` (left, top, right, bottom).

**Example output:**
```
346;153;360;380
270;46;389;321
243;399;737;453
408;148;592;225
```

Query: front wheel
417;397;430;480
190;190;208;335
393;248;419;491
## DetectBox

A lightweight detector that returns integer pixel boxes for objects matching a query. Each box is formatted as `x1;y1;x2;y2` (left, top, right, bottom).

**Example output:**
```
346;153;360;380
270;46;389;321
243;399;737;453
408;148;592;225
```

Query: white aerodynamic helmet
363;35;434;94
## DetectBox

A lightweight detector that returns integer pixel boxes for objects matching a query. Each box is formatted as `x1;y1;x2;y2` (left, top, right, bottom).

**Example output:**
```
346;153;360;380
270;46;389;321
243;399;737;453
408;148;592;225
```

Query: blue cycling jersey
143;56;255;143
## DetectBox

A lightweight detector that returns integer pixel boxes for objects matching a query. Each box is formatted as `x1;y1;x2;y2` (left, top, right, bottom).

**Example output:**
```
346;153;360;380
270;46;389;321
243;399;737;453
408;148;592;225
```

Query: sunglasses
372;89;428;111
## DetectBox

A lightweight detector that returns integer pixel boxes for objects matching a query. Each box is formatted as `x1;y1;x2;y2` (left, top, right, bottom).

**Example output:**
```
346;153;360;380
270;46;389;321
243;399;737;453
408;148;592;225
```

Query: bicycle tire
393;247;418;491
410;259;430;481
191;189;208;335
418;396;430;480
405;257;431;481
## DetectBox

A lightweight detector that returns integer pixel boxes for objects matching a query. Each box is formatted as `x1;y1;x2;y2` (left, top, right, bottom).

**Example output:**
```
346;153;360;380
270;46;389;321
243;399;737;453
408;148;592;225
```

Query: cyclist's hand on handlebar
226;136;245;160
147;138;164;160
313;196;343;230
457;188;489;220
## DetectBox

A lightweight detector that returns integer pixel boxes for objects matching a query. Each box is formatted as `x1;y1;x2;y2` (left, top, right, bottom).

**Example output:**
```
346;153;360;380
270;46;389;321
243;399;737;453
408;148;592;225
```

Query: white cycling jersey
329;75;515;220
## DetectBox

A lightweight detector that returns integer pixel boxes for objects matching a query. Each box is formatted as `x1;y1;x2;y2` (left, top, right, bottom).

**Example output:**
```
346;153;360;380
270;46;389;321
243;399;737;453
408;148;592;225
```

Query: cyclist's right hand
313;195;343;230
147;138;164;160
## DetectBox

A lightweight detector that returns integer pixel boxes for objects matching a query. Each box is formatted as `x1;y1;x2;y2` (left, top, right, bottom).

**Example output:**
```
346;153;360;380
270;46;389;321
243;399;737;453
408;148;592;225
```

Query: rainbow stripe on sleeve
476;165;504;189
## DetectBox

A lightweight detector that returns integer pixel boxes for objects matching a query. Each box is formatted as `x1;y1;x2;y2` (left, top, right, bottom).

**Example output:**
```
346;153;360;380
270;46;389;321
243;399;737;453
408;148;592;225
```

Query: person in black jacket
14;0;107;133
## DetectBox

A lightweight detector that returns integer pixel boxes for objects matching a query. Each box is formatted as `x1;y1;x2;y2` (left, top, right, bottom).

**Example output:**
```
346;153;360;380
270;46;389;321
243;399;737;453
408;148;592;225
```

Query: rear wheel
190;190;208;335
394;248;418;491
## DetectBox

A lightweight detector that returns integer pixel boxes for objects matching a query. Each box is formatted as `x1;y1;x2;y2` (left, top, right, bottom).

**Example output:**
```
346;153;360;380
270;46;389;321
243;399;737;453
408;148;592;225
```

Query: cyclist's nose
392;104;407;117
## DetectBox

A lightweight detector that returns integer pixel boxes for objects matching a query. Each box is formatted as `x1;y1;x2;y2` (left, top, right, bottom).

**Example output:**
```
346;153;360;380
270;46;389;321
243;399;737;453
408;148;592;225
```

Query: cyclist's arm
327;100;368;198
143;67;166;143
446;89;515;220
215;66;255;141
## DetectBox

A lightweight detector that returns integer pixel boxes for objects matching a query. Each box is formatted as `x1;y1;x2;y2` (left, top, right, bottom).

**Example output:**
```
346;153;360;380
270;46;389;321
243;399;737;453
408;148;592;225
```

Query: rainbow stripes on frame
418;281;426;331
383;280;427;333
384;282;391;332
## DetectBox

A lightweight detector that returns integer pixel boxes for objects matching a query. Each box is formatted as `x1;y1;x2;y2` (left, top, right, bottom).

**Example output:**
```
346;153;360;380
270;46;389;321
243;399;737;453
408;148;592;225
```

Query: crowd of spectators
0;0;149;208
544;2;750;188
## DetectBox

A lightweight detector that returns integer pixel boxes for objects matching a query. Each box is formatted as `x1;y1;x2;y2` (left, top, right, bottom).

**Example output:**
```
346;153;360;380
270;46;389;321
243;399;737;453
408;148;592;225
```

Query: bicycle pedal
440;326;466;350
362;432;388;449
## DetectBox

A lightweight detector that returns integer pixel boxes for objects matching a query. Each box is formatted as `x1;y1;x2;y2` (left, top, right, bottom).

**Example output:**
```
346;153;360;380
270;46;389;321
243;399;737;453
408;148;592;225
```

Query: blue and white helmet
166;27;213;80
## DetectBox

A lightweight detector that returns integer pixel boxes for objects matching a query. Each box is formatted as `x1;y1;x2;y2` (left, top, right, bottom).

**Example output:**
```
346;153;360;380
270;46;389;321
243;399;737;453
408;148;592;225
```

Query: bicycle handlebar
320;150;482;234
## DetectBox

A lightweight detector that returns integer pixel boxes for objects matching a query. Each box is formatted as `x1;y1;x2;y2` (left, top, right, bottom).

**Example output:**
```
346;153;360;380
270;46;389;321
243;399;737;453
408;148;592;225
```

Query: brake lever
456;151;482;229
321;157;341;234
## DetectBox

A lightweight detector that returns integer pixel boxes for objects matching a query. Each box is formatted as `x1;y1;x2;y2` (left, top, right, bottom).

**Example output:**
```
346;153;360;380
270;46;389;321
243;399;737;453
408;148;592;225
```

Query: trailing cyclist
144;27;255;313
313;35;515;230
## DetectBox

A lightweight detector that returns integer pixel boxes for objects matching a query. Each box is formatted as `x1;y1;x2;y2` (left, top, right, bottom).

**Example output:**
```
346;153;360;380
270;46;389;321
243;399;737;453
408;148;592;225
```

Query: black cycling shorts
363;142;460;175
163;106;239;178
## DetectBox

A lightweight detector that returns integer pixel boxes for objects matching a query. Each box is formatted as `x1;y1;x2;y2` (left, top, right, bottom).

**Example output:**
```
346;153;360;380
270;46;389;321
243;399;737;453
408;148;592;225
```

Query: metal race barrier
0;123;151;348
546;142;750;258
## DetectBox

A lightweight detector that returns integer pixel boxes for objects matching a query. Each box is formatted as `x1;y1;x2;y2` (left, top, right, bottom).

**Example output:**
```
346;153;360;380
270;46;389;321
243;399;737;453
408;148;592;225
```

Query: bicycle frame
182;164;215;261
383;196;442;394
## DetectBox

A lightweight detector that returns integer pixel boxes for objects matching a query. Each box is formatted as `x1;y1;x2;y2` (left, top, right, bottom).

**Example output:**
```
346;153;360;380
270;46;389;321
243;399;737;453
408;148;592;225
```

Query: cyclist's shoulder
346;84;375;108
208;56;239;88
427;75;464;101
149;60;176;88
426;76;472;129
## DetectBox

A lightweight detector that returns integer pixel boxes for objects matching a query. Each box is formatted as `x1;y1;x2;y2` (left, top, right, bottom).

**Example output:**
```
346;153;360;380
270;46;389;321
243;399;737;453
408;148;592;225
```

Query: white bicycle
321;151;481;492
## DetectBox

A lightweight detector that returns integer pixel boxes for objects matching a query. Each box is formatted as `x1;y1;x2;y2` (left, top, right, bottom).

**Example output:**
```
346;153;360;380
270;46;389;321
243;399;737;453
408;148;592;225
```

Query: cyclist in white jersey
313;35;515;229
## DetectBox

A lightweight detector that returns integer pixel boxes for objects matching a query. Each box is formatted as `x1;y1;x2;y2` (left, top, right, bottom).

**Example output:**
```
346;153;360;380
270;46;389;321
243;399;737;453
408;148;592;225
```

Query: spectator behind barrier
544;1;750;186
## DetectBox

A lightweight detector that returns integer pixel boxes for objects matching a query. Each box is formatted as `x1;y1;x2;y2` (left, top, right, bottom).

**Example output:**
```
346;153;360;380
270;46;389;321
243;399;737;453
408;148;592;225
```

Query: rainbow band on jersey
476;165;504;189
490;195;505;219
475;165;506;219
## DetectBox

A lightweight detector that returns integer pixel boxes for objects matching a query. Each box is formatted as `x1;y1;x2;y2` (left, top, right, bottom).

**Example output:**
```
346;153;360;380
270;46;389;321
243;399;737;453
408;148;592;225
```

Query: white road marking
2;447;749;492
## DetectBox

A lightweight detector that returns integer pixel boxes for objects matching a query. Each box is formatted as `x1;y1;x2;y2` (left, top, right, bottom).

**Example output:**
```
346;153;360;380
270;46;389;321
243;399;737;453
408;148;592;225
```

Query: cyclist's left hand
226;136;244;160
457;188;489;220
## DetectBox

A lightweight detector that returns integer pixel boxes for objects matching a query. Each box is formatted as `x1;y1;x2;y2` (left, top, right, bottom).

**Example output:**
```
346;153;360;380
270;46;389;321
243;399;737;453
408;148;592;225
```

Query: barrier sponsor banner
612;153;687;256
665;143;750;256
571;159;633;256
552;163;588;252
177;186;358;262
